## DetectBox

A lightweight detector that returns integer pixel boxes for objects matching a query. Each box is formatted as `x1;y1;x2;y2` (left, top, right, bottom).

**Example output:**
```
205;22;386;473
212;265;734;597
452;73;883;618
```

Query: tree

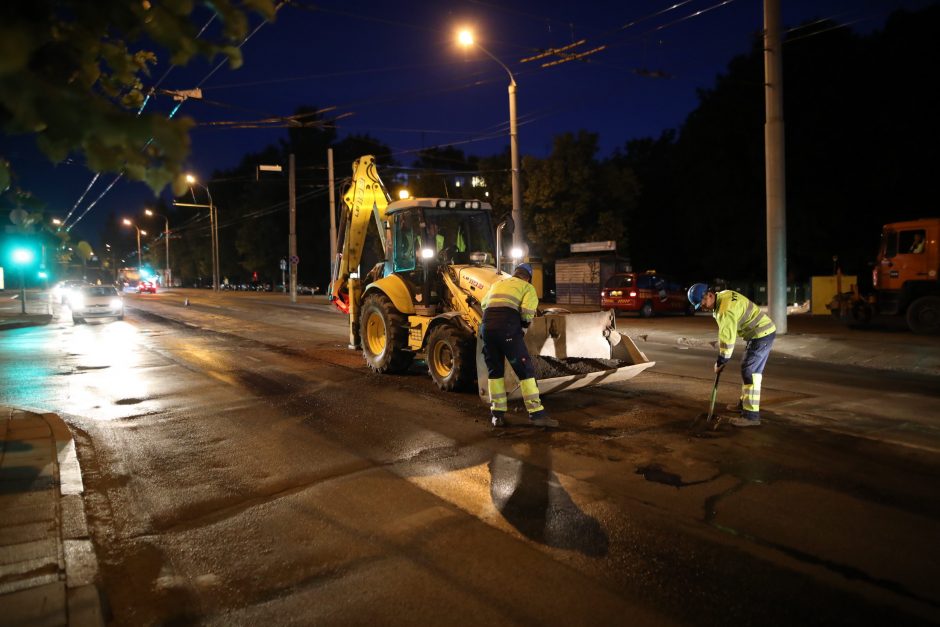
0;0;276;197
523;131;638;261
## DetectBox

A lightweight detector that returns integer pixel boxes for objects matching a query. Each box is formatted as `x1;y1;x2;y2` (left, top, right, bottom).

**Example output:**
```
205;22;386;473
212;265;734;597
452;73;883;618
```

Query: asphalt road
1;290;937;626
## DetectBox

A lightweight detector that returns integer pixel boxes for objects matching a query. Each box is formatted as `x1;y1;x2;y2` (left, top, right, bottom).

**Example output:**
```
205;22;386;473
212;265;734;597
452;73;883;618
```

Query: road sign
290;255;300;265
279;258;286;271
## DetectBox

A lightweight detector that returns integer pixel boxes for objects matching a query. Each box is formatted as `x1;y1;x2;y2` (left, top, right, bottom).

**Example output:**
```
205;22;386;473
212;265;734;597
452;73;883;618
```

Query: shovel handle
706;369;722;420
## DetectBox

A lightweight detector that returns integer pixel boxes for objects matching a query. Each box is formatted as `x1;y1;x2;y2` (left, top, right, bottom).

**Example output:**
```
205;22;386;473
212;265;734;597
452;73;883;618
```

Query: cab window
899;229;926;254
605;275;634;289
393;212;420;272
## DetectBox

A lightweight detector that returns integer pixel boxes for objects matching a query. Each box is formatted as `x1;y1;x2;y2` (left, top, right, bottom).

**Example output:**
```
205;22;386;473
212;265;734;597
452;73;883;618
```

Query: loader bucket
476;310;655;402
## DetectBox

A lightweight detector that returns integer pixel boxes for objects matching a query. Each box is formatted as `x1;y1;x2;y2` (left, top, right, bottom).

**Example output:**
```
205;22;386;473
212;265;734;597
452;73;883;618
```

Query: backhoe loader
329;155;654;402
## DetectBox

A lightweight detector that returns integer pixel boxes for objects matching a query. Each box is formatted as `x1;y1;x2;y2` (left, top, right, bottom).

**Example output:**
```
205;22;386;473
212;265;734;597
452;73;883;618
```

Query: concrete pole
508;80;523;250
289;153;297;303
764;0;788;334
163;217;171;287
208;201;217;291
135;227;142;276
328;148;337;273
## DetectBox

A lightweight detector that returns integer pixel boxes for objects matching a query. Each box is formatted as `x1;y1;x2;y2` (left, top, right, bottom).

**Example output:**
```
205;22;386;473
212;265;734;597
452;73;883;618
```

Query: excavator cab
387;200;495;276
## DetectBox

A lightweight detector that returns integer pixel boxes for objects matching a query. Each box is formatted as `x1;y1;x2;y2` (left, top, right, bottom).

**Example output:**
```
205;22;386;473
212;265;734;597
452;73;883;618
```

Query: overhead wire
64;3;282;232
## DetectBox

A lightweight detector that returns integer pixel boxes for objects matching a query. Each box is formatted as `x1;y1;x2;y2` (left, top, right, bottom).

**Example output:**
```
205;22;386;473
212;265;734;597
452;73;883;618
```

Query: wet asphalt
0;291;937;625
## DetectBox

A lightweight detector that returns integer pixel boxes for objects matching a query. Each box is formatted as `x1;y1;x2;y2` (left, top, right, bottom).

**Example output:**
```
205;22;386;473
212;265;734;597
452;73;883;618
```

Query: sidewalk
0;408;103;627
0;290;53;331
549;303;940;378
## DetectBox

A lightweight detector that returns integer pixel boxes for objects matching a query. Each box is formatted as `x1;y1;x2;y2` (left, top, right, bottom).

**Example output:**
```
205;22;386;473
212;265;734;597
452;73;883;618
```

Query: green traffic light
12;248;34;264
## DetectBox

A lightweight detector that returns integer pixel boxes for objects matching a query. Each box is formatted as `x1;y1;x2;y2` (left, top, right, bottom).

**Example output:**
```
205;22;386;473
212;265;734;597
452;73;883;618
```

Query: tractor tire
426;324;476;392
640;300;654;318
905;296;940;334
359;292;414;374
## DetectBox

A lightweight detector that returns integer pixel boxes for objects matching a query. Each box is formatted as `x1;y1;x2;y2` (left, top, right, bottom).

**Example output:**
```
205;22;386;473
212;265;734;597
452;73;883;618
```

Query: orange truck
836;218;940;333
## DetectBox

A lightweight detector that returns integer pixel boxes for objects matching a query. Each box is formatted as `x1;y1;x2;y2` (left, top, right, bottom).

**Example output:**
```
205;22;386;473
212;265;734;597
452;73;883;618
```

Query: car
70;285;124;324
601;271;693;317
53;280;87;305
137;280;157;294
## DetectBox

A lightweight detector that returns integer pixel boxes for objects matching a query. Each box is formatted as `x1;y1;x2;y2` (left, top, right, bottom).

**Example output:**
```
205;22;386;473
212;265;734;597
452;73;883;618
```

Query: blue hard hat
515;263;533;278
688;283;708;309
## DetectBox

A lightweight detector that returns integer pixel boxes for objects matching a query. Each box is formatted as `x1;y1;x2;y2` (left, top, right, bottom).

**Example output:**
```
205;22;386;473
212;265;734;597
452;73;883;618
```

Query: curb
0;315;54;331
0;408;105;627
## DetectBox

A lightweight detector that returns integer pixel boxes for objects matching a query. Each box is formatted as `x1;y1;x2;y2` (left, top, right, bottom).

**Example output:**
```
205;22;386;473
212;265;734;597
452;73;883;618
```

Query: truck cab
873;218;940;332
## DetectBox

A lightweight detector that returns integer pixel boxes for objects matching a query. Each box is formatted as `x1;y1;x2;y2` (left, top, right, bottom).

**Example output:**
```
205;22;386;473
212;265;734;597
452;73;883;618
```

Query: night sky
2;0;934;248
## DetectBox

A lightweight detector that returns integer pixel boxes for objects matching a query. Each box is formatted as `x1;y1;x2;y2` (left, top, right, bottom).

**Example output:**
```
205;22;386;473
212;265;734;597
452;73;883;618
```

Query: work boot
729;415;761;427
529;410;559;428
490;411;506;428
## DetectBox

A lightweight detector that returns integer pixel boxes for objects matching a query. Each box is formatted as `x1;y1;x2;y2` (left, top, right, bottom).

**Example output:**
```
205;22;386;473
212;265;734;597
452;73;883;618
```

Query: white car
70;285;124;324
53;279;87;305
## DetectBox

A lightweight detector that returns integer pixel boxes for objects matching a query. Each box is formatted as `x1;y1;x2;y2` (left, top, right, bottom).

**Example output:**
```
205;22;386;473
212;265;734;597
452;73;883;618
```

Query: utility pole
764;0;788;334
328;148;337;275
289;153;297;303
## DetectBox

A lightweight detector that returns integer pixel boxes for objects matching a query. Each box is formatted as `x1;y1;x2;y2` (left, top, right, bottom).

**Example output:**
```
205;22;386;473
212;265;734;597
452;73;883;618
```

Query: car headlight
109;298;122;309
71;296;85;310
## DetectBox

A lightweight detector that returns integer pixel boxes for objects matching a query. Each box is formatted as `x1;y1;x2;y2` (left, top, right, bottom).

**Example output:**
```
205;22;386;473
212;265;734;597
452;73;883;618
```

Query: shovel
690;368;723;432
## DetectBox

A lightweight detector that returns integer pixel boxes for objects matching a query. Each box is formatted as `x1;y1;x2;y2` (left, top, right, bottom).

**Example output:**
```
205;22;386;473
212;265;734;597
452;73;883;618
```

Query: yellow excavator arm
330;155;391;314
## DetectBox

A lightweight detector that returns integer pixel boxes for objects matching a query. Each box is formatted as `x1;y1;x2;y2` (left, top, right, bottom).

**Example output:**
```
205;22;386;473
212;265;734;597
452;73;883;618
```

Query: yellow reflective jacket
482;276;538;324
713;290;776;362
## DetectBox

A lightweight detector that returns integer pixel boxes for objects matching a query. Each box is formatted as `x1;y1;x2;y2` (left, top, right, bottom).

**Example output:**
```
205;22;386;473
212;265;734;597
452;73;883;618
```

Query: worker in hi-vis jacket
480;263;558;428
687;283;776;427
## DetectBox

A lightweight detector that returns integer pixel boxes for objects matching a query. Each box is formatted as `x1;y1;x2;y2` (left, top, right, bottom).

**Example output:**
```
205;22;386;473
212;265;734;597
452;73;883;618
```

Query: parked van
601;271;693;317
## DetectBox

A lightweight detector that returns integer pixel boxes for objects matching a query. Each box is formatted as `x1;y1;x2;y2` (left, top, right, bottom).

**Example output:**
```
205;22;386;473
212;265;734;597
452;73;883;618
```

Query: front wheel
906;296;940;334
640;300;654;318
359;292;414;373
72;316;84;325
426;324;476;392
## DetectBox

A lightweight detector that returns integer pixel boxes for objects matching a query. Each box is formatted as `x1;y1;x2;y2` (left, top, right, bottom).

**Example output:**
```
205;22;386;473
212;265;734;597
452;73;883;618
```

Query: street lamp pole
146;209;171;287
459;30;524;250
186;175;220;292
122;219;146;277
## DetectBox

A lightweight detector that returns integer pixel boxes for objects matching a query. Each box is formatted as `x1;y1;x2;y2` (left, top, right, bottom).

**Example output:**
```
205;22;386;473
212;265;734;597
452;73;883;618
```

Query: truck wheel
640;301;654;318
427;324;475;392
359;293;414;373
905;296;940;334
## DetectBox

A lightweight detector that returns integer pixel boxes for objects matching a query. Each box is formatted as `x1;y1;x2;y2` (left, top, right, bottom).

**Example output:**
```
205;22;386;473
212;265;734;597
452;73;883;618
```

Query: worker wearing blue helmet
480;263;558;428
688;283;776;427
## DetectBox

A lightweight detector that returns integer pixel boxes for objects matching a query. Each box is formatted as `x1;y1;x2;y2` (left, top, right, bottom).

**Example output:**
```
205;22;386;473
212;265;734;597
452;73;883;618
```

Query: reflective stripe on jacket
482;276;539;324
713;290;776;360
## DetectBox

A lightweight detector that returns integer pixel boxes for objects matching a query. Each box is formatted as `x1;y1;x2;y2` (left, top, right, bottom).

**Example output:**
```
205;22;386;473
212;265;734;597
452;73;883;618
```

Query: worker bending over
687;283;776;427
481;263;558;428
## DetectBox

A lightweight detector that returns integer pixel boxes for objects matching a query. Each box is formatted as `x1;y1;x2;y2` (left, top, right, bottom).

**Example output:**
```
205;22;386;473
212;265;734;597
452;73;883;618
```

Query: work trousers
481;310;543;415
740;332;775;419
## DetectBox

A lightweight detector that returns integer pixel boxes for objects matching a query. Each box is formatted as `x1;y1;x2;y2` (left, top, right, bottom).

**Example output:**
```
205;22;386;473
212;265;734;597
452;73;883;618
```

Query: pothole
115;398;146;405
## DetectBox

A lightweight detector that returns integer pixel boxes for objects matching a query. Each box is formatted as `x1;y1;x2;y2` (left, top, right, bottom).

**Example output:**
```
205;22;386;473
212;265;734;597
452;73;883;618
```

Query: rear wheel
359;292;414;373
640;300;654;318
72;316;84;325
906;296;940;334
426;324;476;391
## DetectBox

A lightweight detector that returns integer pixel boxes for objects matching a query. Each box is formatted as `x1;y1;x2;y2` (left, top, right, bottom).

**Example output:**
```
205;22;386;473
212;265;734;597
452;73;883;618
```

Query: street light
185;174;220;291
122;219;146;276
145;208;172;287
458;28;524;250
12;248;34;314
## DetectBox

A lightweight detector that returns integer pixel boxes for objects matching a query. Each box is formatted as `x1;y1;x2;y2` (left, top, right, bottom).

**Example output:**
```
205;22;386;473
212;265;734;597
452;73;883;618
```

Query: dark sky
3;0;934;247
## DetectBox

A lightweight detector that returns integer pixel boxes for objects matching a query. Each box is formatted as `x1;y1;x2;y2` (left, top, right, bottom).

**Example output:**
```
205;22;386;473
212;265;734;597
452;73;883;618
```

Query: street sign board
279;258;287;271
570;241;617;253
290;255;300;265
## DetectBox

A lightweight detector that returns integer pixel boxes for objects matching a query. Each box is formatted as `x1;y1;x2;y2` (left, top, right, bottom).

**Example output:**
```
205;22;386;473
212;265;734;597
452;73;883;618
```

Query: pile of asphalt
532;356;624;379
